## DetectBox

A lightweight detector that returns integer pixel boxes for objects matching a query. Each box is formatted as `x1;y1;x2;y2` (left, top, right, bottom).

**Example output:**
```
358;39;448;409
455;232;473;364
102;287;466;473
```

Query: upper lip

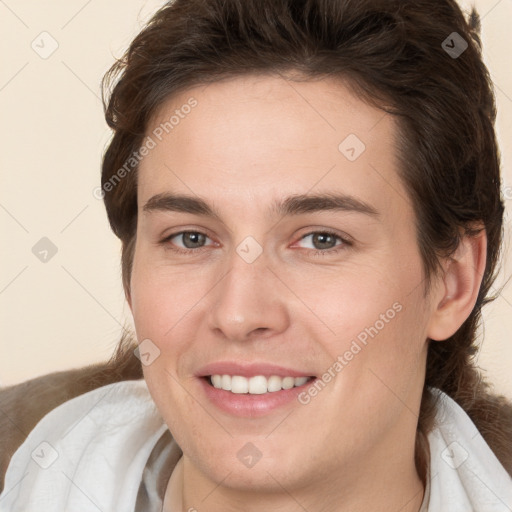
196;361;316;379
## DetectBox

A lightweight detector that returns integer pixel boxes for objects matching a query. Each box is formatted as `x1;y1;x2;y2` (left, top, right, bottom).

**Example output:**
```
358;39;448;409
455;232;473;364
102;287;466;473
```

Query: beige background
0;0;511;399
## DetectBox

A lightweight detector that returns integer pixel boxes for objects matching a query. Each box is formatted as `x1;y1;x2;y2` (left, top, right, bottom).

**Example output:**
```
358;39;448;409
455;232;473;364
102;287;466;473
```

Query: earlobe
427;228;487;341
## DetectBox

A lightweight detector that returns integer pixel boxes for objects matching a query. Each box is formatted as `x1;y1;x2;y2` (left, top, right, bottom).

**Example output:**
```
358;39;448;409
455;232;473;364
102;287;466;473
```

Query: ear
426;228;487;341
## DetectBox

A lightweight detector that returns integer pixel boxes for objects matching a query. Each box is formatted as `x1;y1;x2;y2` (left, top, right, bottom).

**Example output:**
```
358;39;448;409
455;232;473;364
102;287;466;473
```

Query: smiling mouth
205;374;315;394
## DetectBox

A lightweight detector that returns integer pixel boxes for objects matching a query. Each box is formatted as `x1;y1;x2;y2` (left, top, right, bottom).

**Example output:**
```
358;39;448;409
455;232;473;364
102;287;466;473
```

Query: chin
188;436;307;490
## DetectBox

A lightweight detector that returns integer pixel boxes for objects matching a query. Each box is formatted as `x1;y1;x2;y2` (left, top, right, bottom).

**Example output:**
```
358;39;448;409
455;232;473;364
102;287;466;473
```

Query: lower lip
199;377;317;418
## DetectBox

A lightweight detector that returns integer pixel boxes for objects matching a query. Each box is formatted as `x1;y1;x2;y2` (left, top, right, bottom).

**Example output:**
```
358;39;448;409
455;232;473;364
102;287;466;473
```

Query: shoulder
0;353;143;493
426;387;512;511
0;379;167;512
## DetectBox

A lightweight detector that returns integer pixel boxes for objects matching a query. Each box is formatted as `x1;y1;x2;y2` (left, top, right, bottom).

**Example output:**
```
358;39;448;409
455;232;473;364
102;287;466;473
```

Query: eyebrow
142;192;380;220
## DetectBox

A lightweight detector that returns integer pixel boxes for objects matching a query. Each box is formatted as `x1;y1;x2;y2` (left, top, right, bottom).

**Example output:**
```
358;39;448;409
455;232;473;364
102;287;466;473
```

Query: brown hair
5;0;509;491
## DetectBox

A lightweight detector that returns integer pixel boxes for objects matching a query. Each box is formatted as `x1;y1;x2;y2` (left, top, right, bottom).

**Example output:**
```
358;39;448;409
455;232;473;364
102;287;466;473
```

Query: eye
160;231;214;254
295;231;352;257
159;229;352;257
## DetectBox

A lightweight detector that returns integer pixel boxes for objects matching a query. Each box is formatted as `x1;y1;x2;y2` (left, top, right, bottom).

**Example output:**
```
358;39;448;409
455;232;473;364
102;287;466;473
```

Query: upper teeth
209;374;310;394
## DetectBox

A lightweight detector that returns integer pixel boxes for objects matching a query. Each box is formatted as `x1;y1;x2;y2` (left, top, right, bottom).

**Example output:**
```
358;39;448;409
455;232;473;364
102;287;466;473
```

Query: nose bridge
207;242;289;341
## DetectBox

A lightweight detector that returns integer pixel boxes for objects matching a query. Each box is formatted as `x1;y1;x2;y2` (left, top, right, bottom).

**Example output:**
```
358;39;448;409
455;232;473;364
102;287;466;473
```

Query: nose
207;250;290;344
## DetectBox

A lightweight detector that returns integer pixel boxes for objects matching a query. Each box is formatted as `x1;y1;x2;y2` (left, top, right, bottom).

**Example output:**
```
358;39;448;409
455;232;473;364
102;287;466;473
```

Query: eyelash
159;230;352;258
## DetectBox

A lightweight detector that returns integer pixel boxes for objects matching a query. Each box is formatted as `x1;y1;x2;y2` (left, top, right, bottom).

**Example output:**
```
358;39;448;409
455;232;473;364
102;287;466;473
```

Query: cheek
299;262;414;348
314;254;428;395
130;244;180;336
336;287;428;422
130;278;170;340
129;254;211;371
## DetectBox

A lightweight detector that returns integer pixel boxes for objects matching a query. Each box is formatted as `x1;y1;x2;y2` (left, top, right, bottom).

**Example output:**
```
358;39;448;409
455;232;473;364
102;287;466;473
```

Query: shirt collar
135;428;182;511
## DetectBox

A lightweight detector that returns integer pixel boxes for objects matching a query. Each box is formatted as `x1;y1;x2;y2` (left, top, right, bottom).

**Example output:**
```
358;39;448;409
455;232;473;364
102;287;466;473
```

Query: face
129;74;437;495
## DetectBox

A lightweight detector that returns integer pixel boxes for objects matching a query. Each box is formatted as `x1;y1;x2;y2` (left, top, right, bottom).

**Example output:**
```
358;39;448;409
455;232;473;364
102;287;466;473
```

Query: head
100;0;505;495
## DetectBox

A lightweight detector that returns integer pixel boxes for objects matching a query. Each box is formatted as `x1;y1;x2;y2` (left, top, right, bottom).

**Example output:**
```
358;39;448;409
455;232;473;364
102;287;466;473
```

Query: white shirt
0;379;511;511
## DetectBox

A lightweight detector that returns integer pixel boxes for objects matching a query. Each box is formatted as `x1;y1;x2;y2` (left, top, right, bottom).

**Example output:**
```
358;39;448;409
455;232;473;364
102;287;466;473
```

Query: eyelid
291;230;352;256
294;227;353;245
160;230;217;250
296;232;343;247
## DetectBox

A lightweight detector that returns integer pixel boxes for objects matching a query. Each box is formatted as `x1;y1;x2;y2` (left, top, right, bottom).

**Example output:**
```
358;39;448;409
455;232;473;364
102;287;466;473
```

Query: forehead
138;74;411;221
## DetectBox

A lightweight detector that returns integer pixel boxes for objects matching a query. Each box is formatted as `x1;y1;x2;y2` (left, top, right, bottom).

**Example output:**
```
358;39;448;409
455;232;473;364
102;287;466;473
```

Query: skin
127;74;487;512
